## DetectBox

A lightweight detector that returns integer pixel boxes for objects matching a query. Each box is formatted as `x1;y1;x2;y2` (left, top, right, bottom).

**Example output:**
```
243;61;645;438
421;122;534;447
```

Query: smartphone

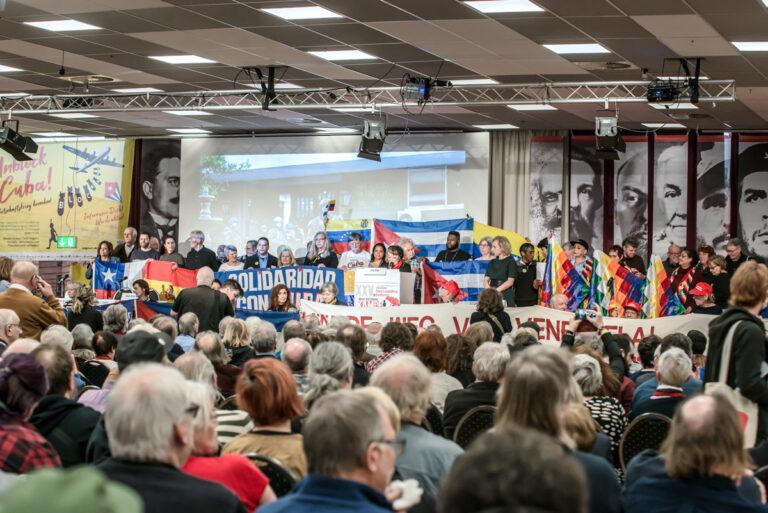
576;309;597;320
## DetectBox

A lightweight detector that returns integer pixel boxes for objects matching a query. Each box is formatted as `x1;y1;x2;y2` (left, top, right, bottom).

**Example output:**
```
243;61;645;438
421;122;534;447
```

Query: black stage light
357;119;386;162
0;120;37;161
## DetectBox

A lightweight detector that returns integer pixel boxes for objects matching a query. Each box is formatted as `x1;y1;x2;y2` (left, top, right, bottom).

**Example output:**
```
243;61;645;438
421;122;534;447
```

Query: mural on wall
613;137;649;257
652;135;688;255
529;136;565;245
696;135;731;253
737;136;768;261
569;136;604;251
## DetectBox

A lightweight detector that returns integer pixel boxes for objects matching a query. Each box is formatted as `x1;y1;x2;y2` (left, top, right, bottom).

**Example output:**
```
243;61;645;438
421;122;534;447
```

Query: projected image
180;133;489;253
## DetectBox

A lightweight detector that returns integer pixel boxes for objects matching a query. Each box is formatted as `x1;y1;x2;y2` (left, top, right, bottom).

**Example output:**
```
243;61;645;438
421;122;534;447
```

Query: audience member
71;324;96;361
181;381;276;510
2;338;39;356
113;227;137;263
336;323;370;386
259;390;398;513
93;331;118;369
495;346;621;513
40;324;74;351
443;342;509;439
218;245;244;271
268;284;297;312
282;320;306;342
0;262;66;340
550;293;570;311
371;354;463;499
0;256;12;292
304;231;338;268
725;237;750;275
366;322;413;373
176;312;199;353
222;318;254;367
631;335;661;384
625;394;766;513
470;288;512;342
132;279;159;302
438;426;587;513
463;321;494;350
306;329;330;349
445;334;475;387
244;237;278;270
159;236;185;266
251;321;278;358
705;261;768;441
222;358;307;478
630;347;690;420
195;331;241;397
30;344;100;467
98;364;245;513
67;285;103;333
219;316;235;337
690;282;723;315
184;230;220;271
0;353;61;473
413;331;462;413
130;232;160;261
303;341;353;410
0;308;21;355
633;333;702;408
102;304;128;335
281;337;313;394
172;267;234;332
688;329;707;379
219;279;244;310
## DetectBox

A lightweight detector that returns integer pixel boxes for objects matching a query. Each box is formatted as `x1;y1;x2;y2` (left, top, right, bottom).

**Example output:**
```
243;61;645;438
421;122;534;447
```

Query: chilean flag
373;218;474;260
93;260;147;299
422;260;488;304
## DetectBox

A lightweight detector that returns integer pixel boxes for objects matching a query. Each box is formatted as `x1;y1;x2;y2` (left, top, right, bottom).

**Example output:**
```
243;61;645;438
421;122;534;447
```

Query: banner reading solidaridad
0;139;133;260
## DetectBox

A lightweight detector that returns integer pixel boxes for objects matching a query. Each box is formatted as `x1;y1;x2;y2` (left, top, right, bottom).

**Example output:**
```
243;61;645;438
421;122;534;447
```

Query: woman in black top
304;231;339;268
159;235;185;266
483;236;517;307
132;279;159;302
708;255;731;309
386;245;411;273
369;243;387;269
470;288;512;342
67;284;104;333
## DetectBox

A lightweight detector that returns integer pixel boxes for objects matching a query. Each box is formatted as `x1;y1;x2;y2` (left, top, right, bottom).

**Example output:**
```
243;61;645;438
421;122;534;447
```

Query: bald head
281;338;312;373
194;331;226;367
678;394;715;432
10;261;37;288
0;309;20;344
196;267;215;286
550;294;569;311
370;354;431;424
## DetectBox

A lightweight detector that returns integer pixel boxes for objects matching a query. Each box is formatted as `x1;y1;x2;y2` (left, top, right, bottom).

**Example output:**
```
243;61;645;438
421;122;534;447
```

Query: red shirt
182;453;269;511
0;417;61;473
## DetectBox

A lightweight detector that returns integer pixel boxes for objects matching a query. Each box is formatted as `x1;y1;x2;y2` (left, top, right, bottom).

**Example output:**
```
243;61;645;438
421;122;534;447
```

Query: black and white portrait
652;138;687;255
529;137;565;244
140;140;181;242
737;141;768;259
614;141;649;258
570;139;603;251
696;138;730;253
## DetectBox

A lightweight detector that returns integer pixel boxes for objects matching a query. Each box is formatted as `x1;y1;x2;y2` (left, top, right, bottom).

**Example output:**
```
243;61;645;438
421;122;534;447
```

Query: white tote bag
705;321;760;448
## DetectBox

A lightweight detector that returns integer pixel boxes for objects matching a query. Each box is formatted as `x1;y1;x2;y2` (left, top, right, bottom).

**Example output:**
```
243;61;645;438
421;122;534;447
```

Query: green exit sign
57;236;77;249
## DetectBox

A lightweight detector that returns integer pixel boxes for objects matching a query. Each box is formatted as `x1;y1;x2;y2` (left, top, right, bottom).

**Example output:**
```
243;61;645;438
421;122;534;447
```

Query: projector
402;75;450;104
646;81;681;103
0;123;37;161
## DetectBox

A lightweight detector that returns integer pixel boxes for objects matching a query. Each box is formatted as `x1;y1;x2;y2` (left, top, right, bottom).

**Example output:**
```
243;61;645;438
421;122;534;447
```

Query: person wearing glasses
0;308;21;355
304;231;339;268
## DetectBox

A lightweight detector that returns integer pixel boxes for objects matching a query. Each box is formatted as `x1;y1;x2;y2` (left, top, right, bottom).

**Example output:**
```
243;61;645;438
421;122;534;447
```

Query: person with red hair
268;284;297;312
438;280;465;304
413;331;462;413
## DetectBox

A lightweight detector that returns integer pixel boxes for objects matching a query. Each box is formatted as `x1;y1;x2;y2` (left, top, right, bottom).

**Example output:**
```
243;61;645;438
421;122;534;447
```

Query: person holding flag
570;239;592;310
669;247;703;312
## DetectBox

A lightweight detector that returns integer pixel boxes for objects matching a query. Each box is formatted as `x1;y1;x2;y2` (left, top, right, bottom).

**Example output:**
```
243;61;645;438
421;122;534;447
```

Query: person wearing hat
569;239;593;309
690;282;722;315
438;280;466;305
736;143;768;260
622;300;642;319
514;243;540;307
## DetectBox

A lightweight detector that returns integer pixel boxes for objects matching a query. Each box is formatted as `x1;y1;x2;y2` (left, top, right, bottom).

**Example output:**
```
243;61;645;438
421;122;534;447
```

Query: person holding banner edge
483;236;517;308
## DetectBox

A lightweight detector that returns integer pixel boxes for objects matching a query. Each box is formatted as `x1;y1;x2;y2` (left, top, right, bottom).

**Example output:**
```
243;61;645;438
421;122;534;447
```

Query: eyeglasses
372;438;406;456
185;403;200;418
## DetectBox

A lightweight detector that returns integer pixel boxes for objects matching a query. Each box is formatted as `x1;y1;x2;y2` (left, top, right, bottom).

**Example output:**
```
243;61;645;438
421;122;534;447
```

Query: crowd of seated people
0;244;767;513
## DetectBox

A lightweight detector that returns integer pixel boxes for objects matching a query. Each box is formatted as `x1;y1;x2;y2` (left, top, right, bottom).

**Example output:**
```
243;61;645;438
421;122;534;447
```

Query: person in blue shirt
632;333;702;409
260;390;399;513
625;394;768;513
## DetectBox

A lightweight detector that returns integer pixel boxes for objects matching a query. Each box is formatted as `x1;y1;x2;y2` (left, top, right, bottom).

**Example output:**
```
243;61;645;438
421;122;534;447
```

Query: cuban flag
422;260;488;304
93;260;147;299
105;182;122;202
373;218;474;260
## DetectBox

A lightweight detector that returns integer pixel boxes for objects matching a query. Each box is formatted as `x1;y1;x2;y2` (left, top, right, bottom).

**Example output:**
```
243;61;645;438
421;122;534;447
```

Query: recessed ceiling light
35;136;105;142
49;113;98;119
331;107;375;113
261;6;343;20
244;82;304;90
733;41;768;51
473;124;519;129
0;92;29;98
649;102;698;110
451;78;499;85
308;50;377;61
543;43;610;54
149;55;216;64
463;0;543;13
316;127;359;133
32;132;74;137
656;75;709;80
163;110;211;116
24;20;101;31
642;122;686;128
167;128;211;134
507;104;557;111
112;87;164;93
0;65;22;73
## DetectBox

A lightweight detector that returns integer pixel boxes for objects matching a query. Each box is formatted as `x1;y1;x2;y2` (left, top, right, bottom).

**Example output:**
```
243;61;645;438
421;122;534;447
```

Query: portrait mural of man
140;140;182;242
614;140;649;258
569;138;603;251
529;137;565;245
737;140;768;260
696;136;731;253
652;137;687;255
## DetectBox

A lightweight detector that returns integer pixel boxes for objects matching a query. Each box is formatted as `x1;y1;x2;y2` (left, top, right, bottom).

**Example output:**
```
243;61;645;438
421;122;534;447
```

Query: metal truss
0;80;736;115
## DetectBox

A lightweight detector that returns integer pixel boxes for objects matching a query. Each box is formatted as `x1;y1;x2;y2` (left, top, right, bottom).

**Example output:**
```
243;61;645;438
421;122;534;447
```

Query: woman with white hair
218;245;244;272
303;341;353;411
102;304;128;336
181;381;276;510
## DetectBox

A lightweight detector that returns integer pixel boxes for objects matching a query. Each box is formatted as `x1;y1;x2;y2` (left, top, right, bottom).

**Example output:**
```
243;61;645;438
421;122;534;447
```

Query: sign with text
354;267;401;307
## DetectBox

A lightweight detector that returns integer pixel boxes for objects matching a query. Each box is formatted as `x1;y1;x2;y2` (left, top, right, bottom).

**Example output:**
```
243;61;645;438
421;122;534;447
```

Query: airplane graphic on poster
64;146;123;172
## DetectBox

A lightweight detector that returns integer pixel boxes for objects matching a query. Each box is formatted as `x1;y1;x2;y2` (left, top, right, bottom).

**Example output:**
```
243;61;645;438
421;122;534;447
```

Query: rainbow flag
643;255;685;318
471;221;527;258
540;240;590;311
143;260;198;302
326;219;372;254
591;250;645;316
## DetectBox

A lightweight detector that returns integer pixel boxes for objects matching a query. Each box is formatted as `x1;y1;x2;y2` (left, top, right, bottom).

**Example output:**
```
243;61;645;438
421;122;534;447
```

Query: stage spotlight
357;119;386;162
0;120;37;161
594;111;624;160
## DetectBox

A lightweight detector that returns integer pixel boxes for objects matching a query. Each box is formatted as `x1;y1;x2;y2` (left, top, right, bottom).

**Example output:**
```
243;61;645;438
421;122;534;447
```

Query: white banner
299;301;733;344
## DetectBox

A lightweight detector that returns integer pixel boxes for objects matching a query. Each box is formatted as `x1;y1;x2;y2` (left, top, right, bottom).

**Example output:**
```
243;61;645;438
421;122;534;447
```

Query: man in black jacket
184;230;220;271
30;343;101;467
243;237;278;269
443;342;509;440
113;227;138;263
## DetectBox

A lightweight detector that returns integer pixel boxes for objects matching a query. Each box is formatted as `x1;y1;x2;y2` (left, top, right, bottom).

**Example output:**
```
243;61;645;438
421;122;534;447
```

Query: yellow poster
0;139;133;260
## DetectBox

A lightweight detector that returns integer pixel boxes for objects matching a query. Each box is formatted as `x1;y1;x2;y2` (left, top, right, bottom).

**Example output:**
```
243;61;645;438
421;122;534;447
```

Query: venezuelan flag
326;219;372;254
472;221;528;258
143;260;198;302
643;255;685;318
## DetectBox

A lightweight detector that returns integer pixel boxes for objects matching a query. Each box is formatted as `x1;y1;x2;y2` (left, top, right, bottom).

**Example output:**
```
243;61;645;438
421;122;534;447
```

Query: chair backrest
76;385;101;400
218;395;239;411
422;404;444;437
619;412;672;471
246;453;298;497
80;360;110;387
754;465;768;486
453;405;496;449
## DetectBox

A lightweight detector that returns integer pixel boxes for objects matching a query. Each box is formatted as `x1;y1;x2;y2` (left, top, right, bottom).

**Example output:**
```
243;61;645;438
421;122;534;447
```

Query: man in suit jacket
244;237;278;269
443;342;509;439
112;227;138;263
0;261;67;340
